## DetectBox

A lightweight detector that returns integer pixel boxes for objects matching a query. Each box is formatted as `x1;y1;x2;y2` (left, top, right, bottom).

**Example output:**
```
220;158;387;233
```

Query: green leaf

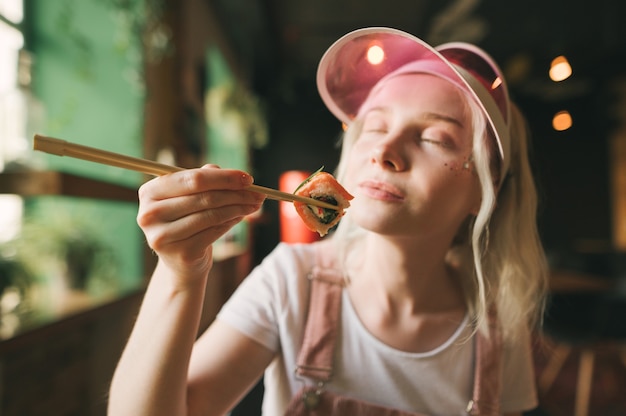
293;166;324;193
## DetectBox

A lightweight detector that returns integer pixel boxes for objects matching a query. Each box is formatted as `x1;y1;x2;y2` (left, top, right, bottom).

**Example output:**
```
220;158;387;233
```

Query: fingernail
241;173;254;186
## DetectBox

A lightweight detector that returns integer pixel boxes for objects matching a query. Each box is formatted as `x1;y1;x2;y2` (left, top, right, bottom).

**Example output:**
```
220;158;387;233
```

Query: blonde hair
332;93;548;342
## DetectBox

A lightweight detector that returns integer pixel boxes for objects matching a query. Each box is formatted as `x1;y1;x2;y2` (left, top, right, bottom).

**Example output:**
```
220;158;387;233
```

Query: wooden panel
0;291;143;416
0;171;138;202
2;323;91;416
611;131;626;250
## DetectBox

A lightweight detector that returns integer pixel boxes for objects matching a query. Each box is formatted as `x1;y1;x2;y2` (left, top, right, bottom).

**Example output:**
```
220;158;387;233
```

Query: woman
108;27;548;416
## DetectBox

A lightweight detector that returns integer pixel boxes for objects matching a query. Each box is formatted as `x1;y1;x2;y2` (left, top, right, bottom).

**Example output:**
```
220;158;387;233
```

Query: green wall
26;0;145;292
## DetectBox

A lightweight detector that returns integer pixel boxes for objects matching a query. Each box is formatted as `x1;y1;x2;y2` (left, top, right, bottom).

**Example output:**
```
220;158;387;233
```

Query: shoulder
258;240;339;279
245;242;317;290
217;241;328;350
227;241;322;303
262;241;320;270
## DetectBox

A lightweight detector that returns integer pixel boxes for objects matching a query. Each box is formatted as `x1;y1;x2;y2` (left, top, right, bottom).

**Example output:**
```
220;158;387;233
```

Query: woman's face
343;73;482;240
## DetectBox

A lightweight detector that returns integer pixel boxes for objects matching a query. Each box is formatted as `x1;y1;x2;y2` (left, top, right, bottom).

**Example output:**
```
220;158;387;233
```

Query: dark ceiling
209;0;626;107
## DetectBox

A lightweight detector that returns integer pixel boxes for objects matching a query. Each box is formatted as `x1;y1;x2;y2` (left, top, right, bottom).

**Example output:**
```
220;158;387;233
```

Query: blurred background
0;0;625;414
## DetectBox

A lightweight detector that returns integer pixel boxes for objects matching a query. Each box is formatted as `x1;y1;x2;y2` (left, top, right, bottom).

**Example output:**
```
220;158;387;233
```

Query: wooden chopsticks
33;135;339;210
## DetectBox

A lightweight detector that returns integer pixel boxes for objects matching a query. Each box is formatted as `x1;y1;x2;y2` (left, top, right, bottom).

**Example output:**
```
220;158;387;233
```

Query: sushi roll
293;171;354;236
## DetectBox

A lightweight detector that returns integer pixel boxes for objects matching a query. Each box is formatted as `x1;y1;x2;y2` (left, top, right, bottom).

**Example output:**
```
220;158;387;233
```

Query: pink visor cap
317;27;511;178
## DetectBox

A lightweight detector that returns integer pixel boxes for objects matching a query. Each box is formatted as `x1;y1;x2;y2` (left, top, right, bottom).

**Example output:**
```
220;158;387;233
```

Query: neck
346;233;465;314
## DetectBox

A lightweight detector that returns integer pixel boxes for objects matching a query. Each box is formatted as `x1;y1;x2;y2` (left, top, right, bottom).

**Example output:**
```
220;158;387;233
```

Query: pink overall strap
294;241;503;415
295;241;345;383
467;309;503;416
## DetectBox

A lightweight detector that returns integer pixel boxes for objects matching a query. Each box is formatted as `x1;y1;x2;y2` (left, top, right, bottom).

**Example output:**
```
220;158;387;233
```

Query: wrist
153;257;211;293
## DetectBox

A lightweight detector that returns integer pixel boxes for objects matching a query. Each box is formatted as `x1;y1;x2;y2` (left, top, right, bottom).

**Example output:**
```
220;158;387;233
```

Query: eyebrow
421;112;465;128
364;107;465;129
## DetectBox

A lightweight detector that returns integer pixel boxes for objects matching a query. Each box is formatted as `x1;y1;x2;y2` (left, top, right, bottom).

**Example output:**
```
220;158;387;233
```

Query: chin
352;213;411;236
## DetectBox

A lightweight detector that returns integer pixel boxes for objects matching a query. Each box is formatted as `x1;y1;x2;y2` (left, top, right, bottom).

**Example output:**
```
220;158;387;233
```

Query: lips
358;180;405;201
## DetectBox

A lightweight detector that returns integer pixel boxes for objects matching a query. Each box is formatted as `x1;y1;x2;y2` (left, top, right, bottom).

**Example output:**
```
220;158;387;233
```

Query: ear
469;199;481;217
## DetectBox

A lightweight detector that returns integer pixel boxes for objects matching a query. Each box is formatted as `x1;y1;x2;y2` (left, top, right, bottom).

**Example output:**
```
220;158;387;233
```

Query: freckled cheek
436;162;481;207
442;156;474;177
443;161;463;174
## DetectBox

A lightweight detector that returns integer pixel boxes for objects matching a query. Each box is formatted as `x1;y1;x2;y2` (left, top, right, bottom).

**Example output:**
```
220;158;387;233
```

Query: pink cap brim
316;27;511;177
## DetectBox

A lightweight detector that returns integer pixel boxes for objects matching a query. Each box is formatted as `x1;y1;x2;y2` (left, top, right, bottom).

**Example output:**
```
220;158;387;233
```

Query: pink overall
284;243;503;416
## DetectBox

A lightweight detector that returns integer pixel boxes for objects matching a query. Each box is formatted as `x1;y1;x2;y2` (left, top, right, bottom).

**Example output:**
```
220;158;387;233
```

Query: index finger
140;166;255;200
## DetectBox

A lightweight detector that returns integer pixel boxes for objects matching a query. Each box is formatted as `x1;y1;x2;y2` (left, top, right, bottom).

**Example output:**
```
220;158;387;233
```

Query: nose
370;134;407;171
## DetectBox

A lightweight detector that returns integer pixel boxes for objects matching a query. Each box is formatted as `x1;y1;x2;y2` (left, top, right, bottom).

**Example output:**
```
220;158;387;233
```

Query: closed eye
365;128;387;134
421;137;453;148
363;123;387;133
419;126;458;149
362;110;388;134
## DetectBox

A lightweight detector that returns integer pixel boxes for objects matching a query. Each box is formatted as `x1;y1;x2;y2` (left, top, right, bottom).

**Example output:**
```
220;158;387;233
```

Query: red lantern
279;171;320;243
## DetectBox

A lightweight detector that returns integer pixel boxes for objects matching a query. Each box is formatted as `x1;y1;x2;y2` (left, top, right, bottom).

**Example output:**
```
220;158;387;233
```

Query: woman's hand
137;165;265;282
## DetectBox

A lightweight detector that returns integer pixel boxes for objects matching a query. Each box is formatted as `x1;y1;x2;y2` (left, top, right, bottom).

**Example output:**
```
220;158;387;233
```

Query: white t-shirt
217;242;538;415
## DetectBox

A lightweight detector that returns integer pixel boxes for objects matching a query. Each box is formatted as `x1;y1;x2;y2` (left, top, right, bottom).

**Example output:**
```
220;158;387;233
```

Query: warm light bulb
552;110;572;131
367;45;385;65
549;56;572;82
491;77;503;90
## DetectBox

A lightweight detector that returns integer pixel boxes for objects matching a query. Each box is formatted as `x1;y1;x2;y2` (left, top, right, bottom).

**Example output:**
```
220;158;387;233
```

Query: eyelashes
420;137;453;148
